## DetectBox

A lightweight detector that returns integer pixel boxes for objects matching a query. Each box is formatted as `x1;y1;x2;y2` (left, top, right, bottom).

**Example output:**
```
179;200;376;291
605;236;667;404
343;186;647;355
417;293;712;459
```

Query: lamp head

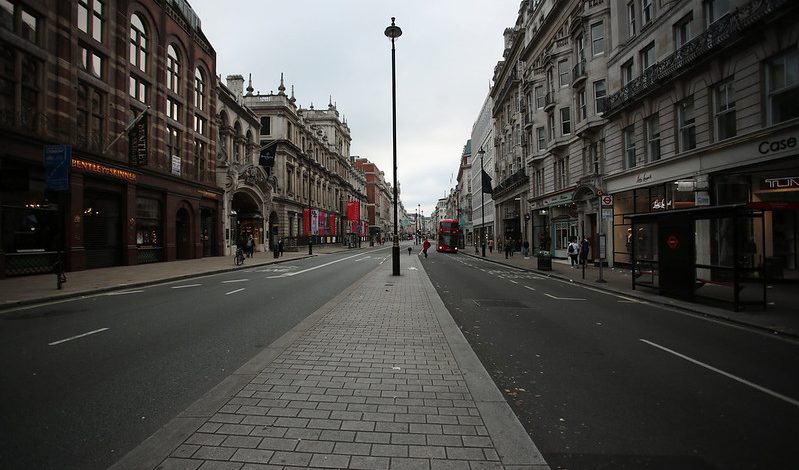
385;17;402;39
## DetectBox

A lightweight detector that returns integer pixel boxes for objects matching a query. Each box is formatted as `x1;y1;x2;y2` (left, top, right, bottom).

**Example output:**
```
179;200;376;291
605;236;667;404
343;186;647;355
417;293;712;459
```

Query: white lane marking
640;339;799;408
105;290;144;295
283;252;375;276
524;286;536;291
225;288;245;296
49;328;109;346
222;279;248;283
544;293;586;301
171;284;202;289
509;280;519;284
266;275;283;279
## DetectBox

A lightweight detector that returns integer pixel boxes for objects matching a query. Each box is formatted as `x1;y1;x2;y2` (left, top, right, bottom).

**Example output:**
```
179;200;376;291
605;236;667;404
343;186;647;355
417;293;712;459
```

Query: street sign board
601;195;613;207
602;208;613;220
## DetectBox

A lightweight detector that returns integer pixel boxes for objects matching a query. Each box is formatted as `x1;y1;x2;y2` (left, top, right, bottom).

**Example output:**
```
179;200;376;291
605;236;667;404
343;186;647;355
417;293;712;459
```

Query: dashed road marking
225;288;245;296
49;328;109;346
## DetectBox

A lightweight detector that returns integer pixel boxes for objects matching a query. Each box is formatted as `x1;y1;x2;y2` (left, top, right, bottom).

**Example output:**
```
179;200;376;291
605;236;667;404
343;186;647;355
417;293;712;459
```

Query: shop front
530;191;576;258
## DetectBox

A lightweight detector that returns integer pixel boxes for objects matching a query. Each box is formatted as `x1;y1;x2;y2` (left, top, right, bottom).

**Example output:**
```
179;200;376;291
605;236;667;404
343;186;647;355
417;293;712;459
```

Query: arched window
129;14;147;72
194;67;205;111
166;44;180;94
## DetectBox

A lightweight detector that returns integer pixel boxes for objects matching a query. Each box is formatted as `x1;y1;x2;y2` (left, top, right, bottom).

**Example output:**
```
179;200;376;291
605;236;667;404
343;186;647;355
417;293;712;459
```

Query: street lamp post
305;168;313;255
385;17;402;276
479;146;486;257
416;204;420;245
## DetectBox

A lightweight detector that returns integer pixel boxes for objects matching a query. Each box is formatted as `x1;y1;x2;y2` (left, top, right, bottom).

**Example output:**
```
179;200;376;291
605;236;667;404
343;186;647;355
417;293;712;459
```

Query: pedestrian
580;237;590;265
504;239;511;259
273;236;279;259
246;235;254;258
488;239;494;253
567;238;580;267
278;237;284;257
523;240;530;258
475;240;479;253
422;237;431;258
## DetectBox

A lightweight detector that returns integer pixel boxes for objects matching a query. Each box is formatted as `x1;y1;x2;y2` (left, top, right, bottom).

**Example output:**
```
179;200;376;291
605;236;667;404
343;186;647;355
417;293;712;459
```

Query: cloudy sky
190;0;520;216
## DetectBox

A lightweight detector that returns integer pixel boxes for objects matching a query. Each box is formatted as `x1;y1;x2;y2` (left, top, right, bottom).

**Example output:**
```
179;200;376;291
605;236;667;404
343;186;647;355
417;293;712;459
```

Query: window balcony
544;91;556;111
572;59;587;87
604;0;789;116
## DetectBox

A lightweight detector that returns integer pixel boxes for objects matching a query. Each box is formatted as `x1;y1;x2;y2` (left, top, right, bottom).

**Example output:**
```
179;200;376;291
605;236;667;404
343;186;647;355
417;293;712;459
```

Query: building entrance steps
111;252;550;469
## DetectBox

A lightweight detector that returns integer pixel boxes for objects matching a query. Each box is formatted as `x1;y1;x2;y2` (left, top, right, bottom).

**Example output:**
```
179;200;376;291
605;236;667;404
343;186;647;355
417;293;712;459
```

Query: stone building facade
241;75;366;250
0;0;221;277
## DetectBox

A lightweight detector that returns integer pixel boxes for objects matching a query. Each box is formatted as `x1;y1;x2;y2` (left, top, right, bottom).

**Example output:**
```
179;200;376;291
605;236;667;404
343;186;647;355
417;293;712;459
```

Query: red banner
329;214;336;235
303;208;310;235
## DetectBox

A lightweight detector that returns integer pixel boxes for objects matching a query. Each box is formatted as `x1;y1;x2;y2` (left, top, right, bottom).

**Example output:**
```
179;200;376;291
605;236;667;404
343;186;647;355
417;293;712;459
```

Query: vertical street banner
129;114;148;166
311;209;319;235
329;214;336;235
347;200;359;233
303;208;310;235
44;145;71;191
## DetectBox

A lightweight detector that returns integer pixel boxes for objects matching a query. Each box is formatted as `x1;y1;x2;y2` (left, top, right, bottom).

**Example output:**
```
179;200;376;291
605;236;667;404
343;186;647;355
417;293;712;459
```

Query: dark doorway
201;208;215;257
176;207;191;260
84;190;122;268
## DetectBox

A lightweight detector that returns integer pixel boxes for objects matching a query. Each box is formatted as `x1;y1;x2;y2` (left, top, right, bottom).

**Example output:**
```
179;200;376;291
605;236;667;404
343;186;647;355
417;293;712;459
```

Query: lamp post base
309;241;313;255
392;242;400;276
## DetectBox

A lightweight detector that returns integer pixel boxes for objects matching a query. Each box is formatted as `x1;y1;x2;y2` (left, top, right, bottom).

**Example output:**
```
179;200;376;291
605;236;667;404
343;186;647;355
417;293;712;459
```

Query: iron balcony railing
604;0;789;116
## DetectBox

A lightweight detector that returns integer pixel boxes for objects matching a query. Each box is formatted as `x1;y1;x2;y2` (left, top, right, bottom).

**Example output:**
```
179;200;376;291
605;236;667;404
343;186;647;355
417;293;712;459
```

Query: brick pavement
111;250;549;470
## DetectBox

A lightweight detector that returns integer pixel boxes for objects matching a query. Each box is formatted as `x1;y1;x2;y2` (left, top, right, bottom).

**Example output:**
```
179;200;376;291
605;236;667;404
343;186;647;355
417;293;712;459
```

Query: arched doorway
176;207;191;259
231;191;262;250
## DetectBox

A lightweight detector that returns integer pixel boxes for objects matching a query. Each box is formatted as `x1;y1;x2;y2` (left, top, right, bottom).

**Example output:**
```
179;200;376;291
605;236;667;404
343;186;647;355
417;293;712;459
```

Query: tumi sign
761;176;799;191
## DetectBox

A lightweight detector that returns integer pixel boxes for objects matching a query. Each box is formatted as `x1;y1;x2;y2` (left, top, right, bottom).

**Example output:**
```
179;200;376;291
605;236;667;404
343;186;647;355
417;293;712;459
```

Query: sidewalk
110;249;549;469
463;247;798;339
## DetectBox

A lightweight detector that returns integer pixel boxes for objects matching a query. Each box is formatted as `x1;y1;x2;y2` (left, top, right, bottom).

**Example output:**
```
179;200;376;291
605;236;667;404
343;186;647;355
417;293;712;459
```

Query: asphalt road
0;247;392;469
422;250;799;470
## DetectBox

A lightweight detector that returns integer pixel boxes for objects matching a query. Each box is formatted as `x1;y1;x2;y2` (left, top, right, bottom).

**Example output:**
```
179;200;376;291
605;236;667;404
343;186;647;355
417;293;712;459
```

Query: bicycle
234;247;245;266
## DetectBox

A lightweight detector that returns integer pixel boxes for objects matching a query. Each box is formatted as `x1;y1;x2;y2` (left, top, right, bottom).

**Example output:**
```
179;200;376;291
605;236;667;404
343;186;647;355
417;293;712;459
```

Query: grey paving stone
340;420;375;432
370;443;408;457
197;461;243;470
221;435;262;449
407;445;446;459
374;422;408;433
284;427;322;440
462;436;494;448
217;424;255;436
257;437;299;452
391;457;432;470
191;445;237;460
171;444;201;458
154;457;202;470
185;433;226;447
319;429;357;442
211;414;245;424
446;447;486;460
297;409;331;419
249;426;288;438
354;431;392;444
268;450;312;467
442;424;477;436
390;433;426;446
430;459;469;470
426;435;462;447
309;453;350;469
348;455;390;470
230;448;275;464
241;416;278;427
197;423;223;433
272;417;309;428
468;462;504;470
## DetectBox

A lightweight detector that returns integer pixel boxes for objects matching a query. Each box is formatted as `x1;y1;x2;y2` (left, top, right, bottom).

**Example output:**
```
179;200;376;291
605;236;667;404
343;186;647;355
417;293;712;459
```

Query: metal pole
386;17;402;276
308;169;313;255
480;147;486;257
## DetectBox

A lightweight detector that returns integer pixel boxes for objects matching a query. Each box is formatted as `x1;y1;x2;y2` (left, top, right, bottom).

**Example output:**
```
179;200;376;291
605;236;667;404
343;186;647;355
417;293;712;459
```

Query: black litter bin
537;251;552;271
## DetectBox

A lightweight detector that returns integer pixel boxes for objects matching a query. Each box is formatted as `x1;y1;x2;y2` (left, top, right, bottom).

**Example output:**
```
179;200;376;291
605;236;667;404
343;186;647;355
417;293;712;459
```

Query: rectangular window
767;49;799;124
640;0;653;26
627;1;636;38
79;46;104;79
706;0;729;25
194;139;205;180
622;59;634;85
536;126;546;150
193;114;206;135
130;74;147;103
575;33;584;59
167;97;180;122
640;42;655;73
167;125;180;167
560;107;571;135
577;89;587;122
77;82;104;150
623;125;636;169
674;13;693;49
594;80;606;114
591;22;604;56
558;60;570;87
645;114;660;161
714;79;736;140
260;116;271;135
548;112;555;140
677;97;696;152
554;157;568;190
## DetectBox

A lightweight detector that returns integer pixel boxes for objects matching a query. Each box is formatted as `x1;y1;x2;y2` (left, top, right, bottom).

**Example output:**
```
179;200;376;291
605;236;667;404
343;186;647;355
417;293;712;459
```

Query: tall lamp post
416;204;420;245
478;146;486;257
385;17;402;276
304;167;313;255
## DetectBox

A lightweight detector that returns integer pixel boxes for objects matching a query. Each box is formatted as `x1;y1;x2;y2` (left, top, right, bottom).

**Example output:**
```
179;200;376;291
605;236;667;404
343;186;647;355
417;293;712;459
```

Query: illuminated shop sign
761;176;799;191
72;158;137;182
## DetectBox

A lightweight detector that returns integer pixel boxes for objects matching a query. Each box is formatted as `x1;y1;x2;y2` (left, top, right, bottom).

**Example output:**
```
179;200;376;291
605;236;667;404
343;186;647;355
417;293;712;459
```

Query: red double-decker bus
436;219;461;253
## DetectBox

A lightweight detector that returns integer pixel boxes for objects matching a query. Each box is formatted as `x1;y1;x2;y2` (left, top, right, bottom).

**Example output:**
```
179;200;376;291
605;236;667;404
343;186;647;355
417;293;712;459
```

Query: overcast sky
189;0;520;217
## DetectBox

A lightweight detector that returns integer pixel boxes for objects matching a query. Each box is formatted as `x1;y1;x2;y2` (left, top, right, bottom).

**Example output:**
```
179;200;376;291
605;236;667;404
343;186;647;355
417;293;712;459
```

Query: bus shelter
625;204;767;311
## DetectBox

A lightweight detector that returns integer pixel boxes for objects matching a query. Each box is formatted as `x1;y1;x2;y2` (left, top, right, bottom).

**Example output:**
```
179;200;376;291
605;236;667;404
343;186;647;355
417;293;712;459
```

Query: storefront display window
136;197;162;263
553;219;577;251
